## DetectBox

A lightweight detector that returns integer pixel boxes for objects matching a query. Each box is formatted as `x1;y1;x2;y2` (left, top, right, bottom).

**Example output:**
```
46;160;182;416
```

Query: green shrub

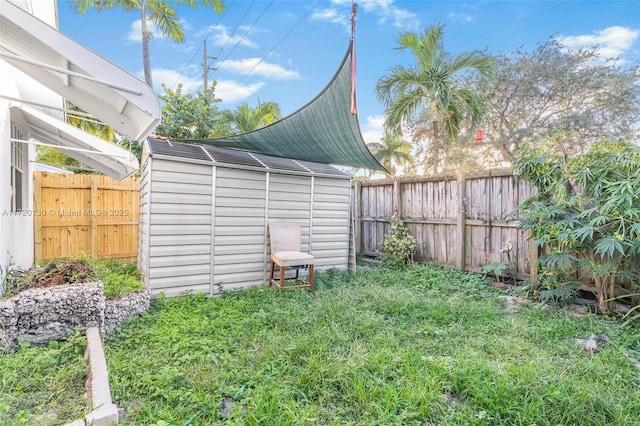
481;262;509;284
88;259;144;299
515;139;640;312
379;216;417;268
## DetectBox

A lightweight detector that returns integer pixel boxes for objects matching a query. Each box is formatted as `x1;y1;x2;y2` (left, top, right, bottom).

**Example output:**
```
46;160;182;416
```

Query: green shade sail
180;41;386;172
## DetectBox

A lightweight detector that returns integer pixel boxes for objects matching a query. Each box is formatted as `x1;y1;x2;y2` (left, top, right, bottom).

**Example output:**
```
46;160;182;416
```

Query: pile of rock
0;281;150;352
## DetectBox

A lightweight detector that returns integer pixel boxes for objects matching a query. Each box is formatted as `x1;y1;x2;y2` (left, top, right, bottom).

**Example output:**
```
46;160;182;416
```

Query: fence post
34;172;43;262
456;171;466;271
90;177;98;257
393;177;402;216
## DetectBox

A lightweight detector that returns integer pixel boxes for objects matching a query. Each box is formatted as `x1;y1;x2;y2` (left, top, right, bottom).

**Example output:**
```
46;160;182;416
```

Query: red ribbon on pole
350;2;358;115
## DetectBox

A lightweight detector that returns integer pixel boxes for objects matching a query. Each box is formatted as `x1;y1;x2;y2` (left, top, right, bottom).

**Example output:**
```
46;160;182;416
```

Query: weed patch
1;256;143;300
0;331;87;425
101;265;640;425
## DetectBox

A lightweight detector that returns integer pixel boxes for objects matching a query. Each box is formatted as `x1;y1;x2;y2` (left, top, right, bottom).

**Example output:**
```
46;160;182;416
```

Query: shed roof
147;138;349;178
178;41;385;172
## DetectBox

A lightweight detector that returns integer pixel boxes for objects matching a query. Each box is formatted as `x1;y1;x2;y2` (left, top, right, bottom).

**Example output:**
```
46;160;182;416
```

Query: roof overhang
12;105;139;180
0;0;160;142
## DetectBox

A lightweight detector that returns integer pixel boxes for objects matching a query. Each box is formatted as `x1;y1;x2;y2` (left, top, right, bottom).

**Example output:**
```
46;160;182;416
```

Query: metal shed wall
212;167;267;290
312;177;350;267
137;146;150;277
147;158;213;297
267;173;312;251
140;140;352;297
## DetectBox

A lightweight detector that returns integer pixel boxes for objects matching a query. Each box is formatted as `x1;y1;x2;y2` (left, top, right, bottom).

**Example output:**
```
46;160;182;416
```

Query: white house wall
1;0;60;271
0;99;12;272
147;158;212;297
1;60;42;270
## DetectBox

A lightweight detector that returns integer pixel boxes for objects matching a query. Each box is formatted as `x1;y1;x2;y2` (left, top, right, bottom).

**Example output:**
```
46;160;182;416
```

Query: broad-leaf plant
515;138;640;313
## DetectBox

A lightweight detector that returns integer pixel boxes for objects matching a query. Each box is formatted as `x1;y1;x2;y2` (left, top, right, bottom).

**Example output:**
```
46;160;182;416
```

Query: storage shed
137;138;353;297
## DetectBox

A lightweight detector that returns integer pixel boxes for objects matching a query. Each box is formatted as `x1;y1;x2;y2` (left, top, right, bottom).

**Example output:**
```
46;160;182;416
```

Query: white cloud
313;0;419;31
447;12;473;24
126;20;166;43
360;114;385;144
558;26;639;62
312;8;345;27
216;80;265;103
218;58;301;80
148;68;264;103
207;25;258;49
150;68;203;93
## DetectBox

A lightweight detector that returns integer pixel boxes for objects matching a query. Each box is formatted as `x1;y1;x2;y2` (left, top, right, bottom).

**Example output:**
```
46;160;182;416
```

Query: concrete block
84;327;118;425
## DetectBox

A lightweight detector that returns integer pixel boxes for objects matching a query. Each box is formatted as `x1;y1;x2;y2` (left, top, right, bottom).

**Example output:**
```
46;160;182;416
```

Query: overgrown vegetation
96;265;639;425
515;139;640;313
93;259;146;299
481;261;510;286
0;331;87;425
379;216;417;267
0;257;144;300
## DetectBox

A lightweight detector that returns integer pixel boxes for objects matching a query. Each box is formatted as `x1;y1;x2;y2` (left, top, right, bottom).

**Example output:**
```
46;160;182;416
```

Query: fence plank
34;172;139;262
353;170;535;280
456;171;466;270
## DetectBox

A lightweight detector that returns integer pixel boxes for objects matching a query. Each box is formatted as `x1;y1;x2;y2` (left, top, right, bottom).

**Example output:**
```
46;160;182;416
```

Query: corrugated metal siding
137;146;150;283
265;174;314;282
312;177;350;269
212;167;266;290
141;140;353;297
148;158;212;297
268;173;312;250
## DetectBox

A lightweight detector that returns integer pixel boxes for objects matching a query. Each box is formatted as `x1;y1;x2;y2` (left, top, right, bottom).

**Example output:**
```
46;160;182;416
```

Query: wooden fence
352;170;537;280
34;172;139;262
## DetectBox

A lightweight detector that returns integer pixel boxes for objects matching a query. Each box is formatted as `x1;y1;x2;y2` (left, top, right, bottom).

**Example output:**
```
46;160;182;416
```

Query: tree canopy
155;83;228;139
477;38;640;164
72;0;225;87
222;101;282;134
376;24;494;174
367;134;412;176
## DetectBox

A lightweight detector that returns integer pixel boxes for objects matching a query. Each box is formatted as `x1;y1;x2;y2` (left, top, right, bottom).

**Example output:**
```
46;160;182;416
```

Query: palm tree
66;101;115;141
72;0;225;87
367;133;413;176
376;24;493;174
222;101;282;134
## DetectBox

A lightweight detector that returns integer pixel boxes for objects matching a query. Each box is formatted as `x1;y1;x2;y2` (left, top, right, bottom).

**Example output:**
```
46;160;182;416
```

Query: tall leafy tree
476;39;640;164
72;0;225;87
221;101;282;134
367;133;412;176
156;83;228;138
376;24;494;174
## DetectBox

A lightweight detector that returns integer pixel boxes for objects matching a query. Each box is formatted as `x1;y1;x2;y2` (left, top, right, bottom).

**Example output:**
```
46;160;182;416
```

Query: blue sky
56;0;640;143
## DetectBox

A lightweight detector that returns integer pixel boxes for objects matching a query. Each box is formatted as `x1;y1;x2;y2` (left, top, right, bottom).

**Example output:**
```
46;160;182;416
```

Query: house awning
12;105;139;180
180;41;386;172
0;0;160;142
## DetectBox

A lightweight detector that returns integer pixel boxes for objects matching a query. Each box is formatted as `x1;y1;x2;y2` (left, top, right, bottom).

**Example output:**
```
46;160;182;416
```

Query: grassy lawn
100;265;640;426
0;332;87;425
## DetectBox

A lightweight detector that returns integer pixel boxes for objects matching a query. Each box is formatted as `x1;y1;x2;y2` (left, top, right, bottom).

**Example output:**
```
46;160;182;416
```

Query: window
10;122;24;212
